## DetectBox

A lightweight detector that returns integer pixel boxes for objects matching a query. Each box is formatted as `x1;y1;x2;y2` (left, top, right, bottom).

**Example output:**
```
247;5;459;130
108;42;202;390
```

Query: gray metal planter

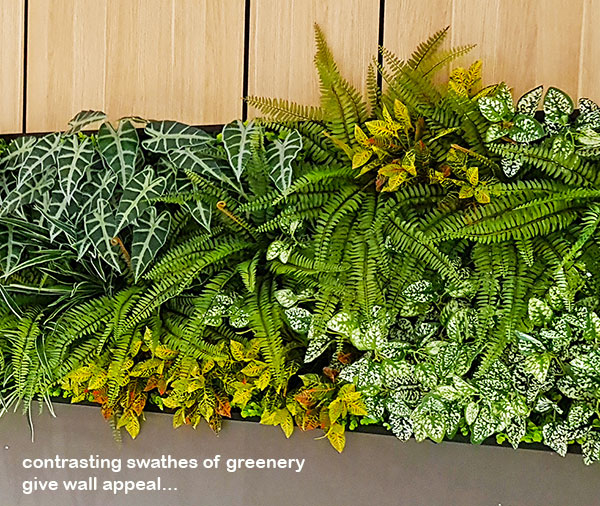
1;403;598;506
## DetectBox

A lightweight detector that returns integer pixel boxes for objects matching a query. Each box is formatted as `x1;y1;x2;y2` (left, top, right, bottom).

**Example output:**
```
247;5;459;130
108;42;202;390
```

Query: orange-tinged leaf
130;394;146;416
215;395;231;418
101;404;113;420
299;409;321;431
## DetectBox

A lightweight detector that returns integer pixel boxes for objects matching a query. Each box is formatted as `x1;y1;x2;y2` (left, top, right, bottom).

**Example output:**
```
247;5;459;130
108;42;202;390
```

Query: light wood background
0;0;598;134
0;1;24;133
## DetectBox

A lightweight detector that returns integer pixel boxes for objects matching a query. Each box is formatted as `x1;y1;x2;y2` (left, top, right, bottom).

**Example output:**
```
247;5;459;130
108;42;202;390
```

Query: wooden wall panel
0;1;24;134
26;0;245;133
383;0;453;60
580;0;600;103
385;0;587;103
248;0;380;117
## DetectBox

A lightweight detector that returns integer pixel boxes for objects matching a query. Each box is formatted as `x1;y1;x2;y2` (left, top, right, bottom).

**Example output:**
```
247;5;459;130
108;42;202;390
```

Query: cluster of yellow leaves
288;378;367;453
430;146;492;204
350;100;419;192
448;60;483;97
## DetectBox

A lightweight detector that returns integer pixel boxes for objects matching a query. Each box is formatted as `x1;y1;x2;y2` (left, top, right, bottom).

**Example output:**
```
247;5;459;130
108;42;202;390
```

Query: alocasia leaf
222;120;257;182
266;129;302;193
185;199;212;232
84;198;121;271
97;120;140;187
142;120;213;154
167;148;243;194
114;167;167;233
57;135;97;203
64;110;107;135
130;207;171;281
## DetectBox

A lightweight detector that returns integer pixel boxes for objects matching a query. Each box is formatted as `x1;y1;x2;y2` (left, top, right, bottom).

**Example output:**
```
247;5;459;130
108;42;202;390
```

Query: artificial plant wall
1;26;600;464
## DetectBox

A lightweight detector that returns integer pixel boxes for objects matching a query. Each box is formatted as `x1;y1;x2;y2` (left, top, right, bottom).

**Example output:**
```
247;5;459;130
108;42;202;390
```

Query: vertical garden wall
2;1;600;505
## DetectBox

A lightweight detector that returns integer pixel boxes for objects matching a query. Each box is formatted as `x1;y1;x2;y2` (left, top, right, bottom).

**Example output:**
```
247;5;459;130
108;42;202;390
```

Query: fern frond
245;97;324;122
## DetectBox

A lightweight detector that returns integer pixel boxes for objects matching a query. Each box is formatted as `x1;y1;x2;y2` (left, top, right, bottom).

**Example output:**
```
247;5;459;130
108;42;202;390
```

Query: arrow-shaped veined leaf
57;135;97;203
97;120;140;187
0;136;36;171
185;199;212;231
84;198;122;271
0;173;54;217
142;120;214;154
266;129;302;193
0;226;25;277
115;167;167;233
35;191;79;242
131;207;171;281
64;110;107;135
168;148;243;194
77;169;118;221
15;134;61;189
222;120;257;182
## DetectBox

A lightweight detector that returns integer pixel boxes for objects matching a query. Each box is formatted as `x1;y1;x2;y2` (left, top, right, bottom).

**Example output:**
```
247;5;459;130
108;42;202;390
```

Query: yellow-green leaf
402;150;417;176
230;340;246;361
466;166;479;185
328;398;345;424
88;370;108;390
323;131;354;159
125;416;140;439
475;187;491;204
366;120;395;138
352;149;372;169
326;422;346;453
393;99;412;131
279;409;294;438
155;345;178;360
173;407;186;429
382;105;394;125
256;368;271;390
459;185;474;199
241;360;268;377
354;124;370;147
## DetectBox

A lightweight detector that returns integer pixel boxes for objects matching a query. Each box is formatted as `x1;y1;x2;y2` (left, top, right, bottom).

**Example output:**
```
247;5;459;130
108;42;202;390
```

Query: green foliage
2;25;600;464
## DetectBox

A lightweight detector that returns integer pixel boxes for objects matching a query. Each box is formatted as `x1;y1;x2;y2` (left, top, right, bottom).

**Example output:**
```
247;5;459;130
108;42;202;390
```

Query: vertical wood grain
247;0;380;117
0;1;24;134
383;0;453;60
493;0;584;99
26;0;245;132
385;0;585;101
579;0;600;103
